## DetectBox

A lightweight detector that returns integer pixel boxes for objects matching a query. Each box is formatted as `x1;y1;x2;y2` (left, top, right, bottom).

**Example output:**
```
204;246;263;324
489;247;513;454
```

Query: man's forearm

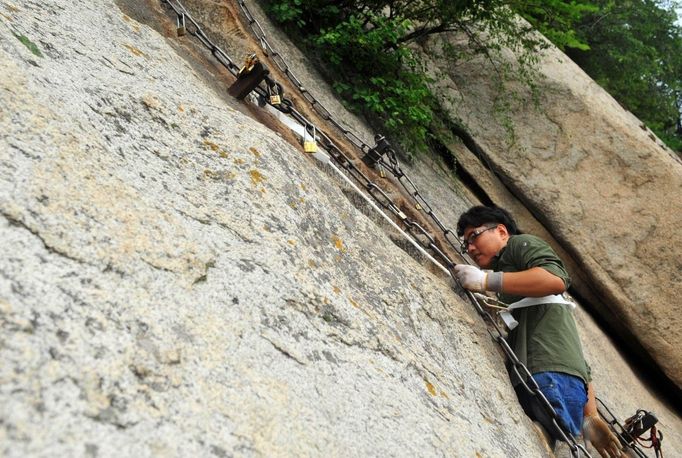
500;267;566;297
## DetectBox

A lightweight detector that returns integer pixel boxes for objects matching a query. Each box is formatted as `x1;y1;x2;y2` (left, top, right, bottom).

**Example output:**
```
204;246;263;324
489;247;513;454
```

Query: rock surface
0;0;546;456
1;0;681;457
421;32;682;391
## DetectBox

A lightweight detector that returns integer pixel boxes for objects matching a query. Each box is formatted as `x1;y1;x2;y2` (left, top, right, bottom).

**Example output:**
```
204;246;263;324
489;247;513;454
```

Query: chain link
159;1;591;455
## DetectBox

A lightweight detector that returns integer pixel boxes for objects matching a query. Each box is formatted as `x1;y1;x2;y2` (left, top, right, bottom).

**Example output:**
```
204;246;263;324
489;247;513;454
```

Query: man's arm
454;265;565;296
583;383;623;458
499;267;565;296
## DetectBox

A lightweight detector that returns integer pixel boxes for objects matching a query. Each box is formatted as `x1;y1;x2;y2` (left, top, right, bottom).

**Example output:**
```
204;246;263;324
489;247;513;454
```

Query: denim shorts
515;371;588;440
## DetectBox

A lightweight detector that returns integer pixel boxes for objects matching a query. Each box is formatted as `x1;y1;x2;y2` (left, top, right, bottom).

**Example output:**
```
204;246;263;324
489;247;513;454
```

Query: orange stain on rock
124;44;145;57
331;235;346;252
425;380;436;396
203;140;220;151
249;170;265;185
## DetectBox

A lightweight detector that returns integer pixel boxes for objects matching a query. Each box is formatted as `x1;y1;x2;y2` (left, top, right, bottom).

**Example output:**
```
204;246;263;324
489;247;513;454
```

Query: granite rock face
2;0;682;456
0;1;548;456
421;33;682;391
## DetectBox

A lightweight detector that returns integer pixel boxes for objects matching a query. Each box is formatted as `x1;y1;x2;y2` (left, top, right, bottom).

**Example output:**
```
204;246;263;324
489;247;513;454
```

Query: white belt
500;294;575;331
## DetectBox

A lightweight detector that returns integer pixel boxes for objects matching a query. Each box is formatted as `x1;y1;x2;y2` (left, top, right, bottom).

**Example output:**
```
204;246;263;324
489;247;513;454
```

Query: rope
158;1;592;455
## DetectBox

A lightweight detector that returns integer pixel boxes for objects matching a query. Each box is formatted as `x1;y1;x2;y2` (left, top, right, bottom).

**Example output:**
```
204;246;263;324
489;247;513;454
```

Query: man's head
457;206;519;268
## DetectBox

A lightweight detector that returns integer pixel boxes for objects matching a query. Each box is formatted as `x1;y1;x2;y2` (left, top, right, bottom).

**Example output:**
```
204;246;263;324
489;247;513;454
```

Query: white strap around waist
501;294;575;331
507;294;575;311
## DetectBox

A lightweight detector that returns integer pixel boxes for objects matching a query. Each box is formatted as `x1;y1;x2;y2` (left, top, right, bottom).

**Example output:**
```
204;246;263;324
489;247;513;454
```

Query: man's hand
454;264;487;292
583;414;622;458
454;265;504;292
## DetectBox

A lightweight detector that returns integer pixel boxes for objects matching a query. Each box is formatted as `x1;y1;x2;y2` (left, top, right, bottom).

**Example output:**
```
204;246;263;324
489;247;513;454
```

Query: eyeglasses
460;225;498;254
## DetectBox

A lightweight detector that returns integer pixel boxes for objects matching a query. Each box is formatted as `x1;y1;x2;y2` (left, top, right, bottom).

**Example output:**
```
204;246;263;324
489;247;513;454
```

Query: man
454;206;621;458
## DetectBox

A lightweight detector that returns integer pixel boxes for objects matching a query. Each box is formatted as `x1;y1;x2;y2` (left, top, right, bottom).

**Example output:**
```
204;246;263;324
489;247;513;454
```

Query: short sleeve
506;235;571;289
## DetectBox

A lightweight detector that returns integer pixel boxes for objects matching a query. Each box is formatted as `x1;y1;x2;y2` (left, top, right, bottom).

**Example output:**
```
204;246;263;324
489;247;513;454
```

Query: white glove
454;264;487;291
454;264;503;292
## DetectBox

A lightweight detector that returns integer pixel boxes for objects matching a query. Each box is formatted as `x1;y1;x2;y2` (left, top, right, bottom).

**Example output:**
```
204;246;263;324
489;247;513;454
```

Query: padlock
267;82;283;106
415;203;422;211
303;125;318;153
177;14;186;37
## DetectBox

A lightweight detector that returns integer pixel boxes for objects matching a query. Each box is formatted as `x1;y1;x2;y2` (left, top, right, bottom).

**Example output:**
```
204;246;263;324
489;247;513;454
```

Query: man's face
461;224;508;268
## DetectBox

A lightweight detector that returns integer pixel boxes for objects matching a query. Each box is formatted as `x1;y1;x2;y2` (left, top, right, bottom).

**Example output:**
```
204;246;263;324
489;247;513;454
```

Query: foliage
266;0;595;154
311;12;437;152
266;0;682;153
512;0;599;50
561;0;682;151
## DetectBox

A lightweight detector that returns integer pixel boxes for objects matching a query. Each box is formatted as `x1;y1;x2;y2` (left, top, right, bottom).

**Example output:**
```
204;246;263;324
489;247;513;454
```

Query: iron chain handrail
234;0;465;257
159;1;590;455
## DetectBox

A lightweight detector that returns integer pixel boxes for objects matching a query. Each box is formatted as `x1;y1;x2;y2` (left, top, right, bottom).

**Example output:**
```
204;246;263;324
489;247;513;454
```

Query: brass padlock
268;82;282;106
177;14;186;37
303;125;318;153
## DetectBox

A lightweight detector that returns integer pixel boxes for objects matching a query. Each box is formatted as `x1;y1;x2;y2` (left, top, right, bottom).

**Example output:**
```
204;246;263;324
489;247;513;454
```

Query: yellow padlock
303;125;318;153
269;84;282;106
177;14;186;37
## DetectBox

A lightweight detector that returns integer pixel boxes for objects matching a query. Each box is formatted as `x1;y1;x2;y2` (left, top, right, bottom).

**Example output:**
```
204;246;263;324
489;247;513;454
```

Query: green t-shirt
491;234;590;385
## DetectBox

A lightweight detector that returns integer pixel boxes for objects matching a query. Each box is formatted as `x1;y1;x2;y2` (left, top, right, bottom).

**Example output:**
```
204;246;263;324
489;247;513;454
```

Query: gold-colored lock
303;125;318;153
268;83;281;105
415;203;423;211
177;14;186;37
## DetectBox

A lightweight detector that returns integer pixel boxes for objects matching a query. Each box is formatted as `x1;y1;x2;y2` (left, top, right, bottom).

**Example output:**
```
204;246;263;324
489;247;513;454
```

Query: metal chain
234;0;464;257
159;1;591;455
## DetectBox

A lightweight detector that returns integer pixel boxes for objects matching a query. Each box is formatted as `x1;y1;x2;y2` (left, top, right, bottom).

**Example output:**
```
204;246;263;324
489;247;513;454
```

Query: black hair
456;205;520;236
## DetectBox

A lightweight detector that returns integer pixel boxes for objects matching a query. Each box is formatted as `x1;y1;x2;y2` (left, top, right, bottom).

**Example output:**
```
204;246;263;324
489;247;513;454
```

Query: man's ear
497;224;510;240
